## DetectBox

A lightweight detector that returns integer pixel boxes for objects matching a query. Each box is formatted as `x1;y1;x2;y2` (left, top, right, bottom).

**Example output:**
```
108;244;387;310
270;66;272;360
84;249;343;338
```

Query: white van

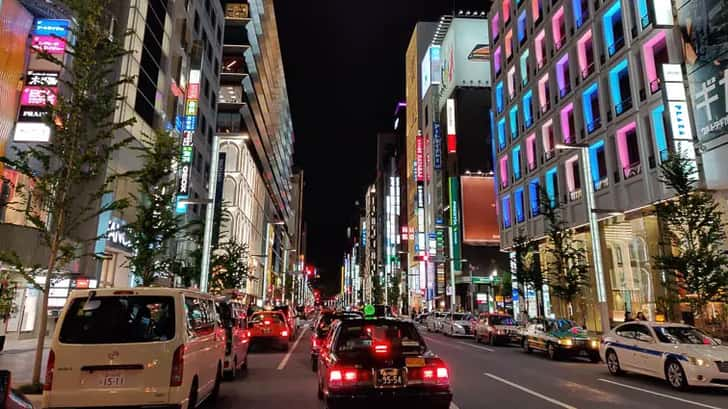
42;288;225;409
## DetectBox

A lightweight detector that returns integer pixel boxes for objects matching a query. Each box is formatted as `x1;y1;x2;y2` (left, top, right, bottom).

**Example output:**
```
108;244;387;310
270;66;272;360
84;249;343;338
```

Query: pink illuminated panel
505;29;513;59
526;133;537;170
532;0;542;24
565;155;580;192
615;122;639;171
503;0;511;24
538;74;550;111
552;7;566;50
535;30;546;67
642;31;668;93
577;30;594;78
21;86;58;106
492;12;500;41
542;119;555;157
499;155;510;188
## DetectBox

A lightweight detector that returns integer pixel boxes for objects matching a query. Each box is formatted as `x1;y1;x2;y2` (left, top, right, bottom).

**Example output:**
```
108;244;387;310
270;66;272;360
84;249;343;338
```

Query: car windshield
490;316;516;325
59;296;175;344
452;313;473;321
250;313;284;324
654;326;718;345
552;319;577;331
335;321;425;355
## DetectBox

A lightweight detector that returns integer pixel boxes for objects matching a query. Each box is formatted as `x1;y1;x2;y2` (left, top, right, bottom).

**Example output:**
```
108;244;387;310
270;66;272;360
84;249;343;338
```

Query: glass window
560;103;575;144
509;105;519;139
609;59;631;115
603;1;624;57
535;30;546;68
505;29;514;60
494;46;503;75
532;0;543;25
545;167;558;207
529;179;540;216
654;326;719;345
513;144;522;180
520;49;530;85
556;53;571;97
492;12;500;41
589;140;608;189
577;30;594;79
502;195;512;228
651;105;669;162
523;90;533;128
643;32;668;94
573;0;589;28
518;11;527;44
515;188;525;223
582;83;601;133
496;81;504;113
552;7;566;50
498;118;507;150
335;322;425;355
59;296;176;344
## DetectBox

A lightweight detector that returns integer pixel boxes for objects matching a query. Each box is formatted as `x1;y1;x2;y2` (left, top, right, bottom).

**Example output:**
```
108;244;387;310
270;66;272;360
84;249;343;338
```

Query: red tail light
281;330;289;337
312;336;318;347
329;369;342;384
374;343;389;354
246;330;252;337
328;368;361;388
414;365;449;385
44;349;55;391
436;367;449;381
264;320;271;325
170;345;185;386
343;370;357;382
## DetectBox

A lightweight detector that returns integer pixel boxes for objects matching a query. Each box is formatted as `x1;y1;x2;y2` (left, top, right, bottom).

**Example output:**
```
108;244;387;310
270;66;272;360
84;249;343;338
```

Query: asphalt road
211;322;728;409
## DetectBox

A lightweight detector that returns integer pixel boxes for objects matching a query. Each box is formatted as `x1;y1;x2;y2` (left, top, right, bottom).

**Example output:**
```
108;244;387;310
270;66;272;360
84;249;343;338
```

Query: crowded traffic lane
421;330;728;409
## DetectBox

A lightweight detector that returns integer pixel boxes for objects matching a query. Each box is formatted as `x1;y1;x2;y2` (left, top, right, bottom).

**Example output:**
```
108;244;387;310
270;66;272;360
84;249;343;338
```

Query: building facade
489;0;700;327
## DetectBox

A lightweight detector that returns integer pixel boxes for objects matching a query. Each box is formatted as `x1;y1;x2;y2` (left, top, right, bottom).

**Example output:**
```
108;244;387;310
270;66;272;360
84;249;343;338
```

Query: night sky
275;0;490;294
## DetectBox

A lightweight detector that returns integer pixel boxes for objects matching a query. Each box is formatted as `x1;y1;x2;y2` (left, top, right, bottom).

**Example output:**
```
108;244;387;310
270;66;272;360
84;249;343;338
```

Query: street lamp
555;143;610;334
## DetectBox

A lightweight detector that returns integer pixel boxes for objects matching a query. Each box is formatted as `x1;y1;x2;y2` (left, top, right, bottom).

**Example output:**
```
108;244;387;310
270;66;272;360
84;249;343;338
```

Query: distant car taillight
170;345;185;387
281;330;289;337
43;350;55;391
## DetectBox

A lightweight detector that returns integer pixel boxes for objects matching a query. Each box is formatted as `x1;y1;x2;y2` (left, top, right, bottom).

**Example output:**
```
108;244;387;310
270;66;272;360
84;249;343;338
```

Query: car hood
670;344;728;361
551;327;593;339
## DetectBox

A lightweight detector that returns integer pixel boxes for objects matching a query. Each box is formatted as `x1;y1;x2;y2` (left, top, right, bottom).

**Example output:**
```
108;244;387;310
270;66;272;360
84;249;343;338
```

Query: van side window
185;297;215;337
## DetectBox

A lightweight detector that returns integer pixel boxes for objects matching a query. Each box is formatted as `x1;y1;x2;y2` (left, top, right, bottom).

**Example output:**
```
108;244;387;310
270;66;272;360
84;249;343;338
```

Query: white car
442;313;475;337
43;288;225;409
600;321;728;390
425;312;445;332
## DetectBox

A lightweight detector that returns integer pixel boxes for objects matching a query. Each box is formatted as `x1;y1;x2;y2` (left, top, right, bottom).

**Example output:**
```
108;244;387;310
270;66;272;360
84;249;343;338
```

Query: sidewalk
0;337;50;386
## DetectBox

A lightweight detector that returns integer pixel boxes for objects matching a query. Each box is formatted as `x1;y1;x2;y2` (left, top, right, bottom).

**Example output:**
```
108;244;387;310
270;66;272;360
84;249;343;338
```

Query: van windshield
59;296;175;344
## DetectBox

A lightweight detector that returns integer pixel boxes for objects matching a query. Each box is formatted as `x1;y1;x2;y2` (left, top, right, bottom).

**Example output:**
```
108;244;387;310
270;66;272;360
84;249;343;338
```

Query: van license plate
99;373;125;387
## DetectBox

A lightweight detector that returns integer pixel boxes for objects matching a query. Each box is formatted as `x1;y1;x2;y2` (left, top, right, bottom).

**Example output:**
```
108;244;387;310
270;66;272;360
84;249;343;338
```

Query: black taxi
316;318;452;409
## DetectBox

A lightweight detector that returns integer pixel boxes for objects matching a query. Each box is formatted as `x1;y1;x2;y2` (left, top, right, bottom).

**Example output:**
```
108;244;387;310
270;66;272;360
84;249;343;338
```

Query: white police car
600;321;728;390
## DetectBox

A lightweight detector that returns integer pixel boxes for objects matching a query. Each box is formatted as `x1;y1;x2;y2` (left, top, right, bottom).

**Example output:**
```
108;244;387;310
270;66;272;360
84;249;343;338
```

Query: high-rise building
489;0;699;327
376;132;401;307
216;0;297;304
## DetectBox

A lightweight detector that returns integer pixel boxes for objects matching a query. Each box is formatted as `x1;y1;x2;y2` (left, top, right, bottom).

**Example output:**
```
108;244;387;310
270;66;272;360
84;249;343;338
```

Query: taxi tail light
264;320;271;325
312;336;319;348
43;349;55;391
281;330;289;337
246;330;252;337
416;365;449;385
436;367;449;382
170;345;185;387
329;367;362;387
374;343;389;354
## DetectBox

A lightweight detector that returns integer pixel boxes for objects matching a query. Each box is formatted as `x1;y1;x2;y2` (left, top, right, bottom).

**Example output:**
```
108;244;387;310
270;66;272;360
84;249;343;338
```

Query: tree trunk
32;240;59;385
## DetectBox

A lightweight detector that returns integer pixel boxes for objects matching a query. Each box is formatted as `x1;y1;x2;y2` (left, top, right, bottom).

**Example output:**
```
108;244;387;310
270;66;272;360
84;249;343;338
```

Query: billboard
678;0;728;188
438;18;490;107
1;0;33;153
448;177;461;272
460;176;499;245
421;45;441;98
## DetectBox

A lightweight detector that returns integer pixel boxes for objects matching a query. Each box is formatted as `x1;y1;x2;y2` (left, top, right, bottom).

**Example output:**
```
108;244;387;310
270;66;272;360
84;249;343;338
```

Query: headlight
687;356;712;367
558;338;573;346
590;339;599;348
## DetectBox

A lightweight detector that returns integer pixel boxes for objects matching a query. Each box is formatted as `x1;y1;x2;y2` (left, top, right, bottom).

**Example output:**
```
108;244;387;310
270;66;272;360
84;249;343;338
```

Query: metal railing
615;96;633;116
622;162;643;180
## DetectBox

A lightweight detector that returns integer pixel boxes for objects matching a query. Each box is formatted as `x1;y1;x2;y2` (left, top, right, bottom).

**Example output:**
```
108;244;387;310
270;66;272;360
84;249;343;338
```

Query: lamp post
555;143;610;334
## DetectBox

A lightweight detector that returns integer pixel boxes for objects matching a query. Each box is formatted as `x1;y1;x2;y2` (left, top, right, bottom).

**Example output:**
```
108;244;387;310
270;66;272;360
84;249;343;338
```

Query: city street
213;323;728;409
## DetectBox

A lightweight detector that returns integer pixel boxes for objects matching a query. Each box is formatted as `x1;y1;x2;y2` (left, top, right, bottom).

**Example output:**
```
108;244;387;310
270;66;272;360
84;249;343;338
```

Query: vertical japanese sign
448;177;461;272
176;68;201;208
13;19;69;143
416;131;424;182
433;122;442;169
446;98;457;153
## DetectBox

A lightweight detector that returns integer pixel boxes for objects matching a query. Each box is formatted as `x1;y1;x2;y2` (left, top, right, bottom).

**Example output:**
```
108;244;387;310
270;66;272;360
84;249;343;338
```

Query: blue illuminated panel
496;81;504;113
515;188;525;223
651;105;669;161
545;167;558;207
529;179;540;216
502;195;512;228
523;90;533;128
509;105;519;140
498;118;507;150
513;145;522;180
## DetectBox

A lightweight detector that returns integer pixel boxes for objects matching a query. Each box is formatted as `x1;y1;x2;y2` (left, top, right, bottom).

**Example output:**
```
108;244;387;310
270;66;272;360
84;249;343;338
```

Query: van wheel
210;363;222;402
188;379;198;409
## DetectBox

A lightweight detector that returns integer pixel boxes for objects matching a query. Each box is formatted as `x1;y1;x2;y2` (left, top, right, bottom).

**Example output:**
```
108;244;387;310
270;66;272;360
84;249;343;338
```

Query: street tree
654;151;728;319
210;241;251;293
0;0;134;385
120;129;186;286
513;232;545;317
540;189;590;319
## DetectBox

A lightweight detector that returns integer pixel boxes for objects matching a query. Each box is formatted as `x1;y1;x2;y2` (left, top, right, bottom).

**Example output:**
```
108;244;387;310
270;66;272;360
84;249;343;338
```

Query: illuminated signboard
446;98;457;153
448;177;461;272
176;68;201;199
416;132;424;182
33;19;70;36
20;86;57;106
26;71;58;86
18;107;46;122
433;122;442;169
32;35;66;54
13;123;51;142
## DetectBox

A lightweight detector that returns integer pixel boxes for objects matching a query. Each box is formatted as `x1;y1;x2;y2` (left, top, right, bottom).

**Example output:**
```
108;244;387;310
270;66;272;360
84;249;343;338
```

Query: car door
632;324;660;375
530;320;546;350
612;323;640;371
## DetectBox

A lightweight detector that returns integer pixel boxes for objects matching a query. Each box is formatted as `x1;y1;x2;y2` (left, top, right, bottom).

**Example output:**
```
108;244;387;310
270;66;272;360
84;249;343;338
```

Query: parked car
1;370;34;409
273;305;298;340
248;310;290;351
522;318;600;362
441;313;475;337
43;287;225;409
415;313;430;323
425;312;445;332
216;296;250;379
601;321;728;390
474;313;520;345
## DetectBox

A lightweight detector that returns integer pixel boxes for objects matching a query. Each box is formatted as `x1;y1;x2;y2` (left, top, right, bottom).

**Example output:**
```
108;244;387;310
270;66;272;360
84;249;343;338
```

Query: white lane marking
457;341;494;352
277;327;307;370
449;401;461;409
597;378;724;409
484;372;578;409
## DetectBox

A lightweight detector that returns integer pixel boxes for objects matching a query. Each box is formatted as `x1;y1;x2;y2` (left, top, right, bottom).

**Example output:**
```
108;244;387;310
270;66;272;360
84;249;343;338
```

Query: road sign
472;276;502;285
